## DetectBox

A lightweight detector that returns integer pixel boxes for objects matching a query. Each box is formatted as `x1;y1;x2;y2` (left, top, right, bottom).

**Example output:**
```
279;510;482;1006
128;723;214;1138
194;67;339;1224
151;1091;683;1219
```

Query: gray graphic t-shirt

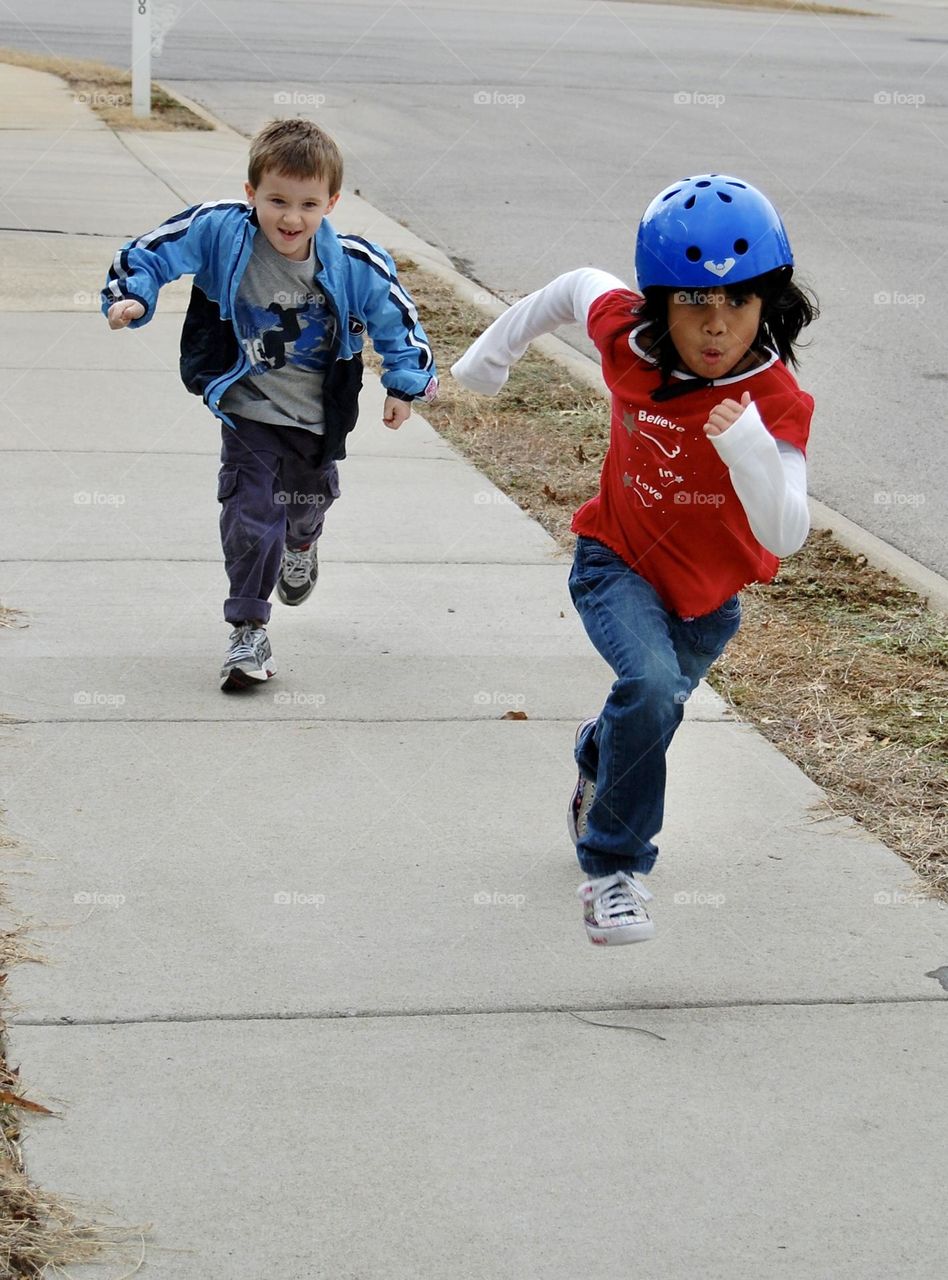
220;232;336;433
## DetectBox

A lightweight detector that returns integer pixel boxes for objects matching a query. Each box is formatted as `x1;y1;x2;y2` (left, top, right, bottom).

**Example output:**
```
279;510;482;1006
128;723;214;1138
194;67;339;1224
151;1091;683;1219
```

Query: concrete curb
155;82;948;614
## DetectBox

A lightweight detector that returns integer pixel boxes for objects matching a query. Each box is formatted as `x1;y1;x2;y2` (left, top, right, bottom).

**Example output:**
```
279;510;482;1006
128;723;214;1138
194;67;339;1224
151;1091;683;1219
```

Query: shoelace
282;546;315;587
577;871;653;921
227;626;264;664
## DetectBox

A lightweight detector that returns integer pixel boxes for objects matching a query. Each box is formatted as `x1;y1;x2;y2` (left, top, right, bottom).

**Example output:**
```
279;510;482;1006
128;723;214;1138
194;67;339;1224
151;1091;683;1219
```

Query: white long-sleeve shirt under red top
452;269;813;616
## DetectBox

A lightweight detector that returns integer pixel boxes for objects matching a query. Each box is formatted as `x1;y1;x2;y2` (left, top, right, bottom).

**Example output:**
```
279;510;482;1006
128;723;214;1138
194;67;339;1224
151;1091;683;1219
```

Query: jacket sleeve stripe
388;292;434;371
104;201;244;300
340;237;434;372
339;235;390;278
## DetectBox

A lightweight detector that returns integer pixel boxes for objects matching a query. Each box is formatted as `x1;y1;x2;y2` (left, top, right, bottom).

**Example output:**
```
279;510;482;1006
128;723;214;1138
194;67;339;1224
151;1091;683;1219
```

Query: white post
131;0;151;119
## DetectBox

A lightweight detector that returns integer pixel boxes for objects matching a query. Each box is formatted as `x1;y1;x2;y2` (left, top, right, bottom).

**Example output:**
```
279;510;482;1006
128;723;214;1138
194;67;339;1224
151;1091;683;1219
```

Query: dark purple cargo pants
217;414;339;625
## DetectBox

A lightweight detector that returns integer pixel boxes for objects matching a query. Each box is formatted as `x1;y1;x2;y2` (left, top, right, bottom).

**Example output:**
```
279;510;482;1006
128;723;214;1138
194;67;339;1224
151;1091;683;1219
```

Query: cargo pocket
217;465;239;503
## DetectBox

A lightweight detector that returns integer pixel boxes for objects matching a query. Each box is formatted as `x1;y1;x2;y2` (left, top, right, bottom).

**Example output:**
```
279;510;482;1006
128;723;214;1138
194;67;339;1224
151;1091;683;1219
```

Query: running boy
452;174;817;946
103;118;437;690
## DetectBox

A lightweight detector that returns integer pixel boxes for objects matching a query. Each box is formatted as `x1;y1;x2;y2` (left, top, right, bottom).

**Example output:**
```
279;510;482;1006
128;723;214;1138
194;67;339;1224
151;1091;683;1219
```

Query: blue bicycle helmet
635;174;793;290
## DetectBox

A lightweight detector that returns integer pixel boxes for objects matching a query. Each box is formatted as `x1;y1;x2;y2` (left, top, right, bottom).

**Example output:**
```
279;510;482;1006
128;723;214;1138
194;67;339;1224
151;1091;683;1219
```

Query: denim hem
576;847;657;878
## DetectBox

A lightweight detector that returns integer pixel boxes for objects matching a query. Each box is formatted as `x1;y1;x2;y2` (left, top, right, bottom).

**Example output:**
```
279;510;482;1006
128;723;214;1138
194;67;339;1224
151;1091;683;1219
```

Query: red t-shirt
572;289;813;617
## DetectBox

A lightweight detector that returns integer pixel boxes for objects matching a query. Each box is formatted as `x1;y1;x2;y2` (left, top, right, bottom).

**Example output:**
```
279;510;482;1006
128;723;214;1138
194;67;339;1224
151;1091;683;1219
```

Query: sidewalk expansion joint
12;994;945;1030
0;224;122;238
2;716;663;727
0;558;568;566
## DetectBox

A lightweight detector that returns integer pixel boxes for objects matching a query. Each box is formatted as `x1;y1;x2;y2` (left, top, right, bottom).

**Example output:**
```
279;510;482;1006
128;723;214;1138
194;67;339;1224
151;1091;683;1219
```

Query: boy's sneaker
567;717;598;846
577;872;655;946
277;542;318;606
220;623;276;691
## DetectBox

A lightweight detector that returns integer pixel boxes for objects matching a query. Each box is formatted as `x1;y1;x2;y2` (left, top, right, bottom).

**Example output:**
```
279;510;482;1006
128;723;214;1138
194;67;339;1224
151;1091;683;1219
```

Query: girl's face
666;289;763;379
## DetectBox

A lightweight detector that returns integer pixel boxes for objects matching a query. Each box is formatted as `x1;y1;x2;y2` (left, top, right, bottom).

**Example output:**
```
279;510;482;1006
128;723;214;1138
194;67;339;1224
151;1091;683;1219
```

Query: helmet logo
704;257;736;278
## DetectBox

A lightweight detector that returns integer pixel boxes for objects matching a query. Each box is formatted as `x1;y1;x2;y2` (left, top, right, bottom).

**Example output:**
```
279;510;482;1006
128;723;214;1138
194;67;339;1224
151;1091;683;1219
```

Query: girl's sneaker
277;542;318;606
567;717;598;846
220;623;276;691
577;872;655;946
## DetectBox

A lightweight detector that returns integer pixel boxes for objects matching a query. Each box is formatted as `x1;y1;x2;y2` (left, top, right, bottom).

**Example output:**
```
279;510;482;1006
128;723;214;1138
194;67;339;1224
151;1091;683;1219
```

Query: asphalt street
1;0;946;576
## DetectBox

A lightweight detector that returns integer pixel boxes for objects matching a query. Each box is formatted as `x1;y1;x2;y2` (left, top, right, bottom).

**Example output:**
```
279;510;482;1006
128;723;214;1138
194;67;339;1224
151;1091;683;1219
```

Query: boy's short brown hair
247;118;343;194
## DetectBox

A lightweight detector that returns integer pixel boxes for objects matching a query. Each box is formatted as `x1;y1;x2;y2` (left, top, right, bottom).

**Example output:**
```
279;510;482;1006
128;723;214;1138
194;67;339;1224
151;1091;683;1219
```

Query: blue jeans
568;536;742;877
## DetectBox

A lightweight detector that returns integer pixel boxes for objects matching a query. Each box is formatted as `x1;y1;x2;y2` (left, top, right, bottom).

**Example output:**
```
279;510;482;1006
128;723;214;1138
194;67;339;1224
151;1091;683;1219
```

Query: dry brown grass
386;258;947;900
0;606;26;631
0;47;212;131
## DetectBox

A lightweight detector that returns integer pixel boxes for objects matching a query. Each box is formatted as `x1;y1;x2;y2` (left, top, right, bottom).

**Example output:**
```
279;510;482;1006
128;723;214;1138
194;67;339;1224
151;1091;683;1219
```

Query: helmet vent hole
695;180;711;188
685;245;702;262
662;189;681;202
734;238;749;255
717;191;732;203
684;195;696;209
727;181;747;189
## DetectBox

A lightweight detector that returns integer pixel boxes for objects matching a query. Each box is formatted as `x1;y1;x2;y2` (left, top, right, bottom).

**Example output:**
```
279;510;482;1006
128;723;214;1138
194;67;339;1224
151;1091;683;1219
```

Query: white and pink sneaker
578;872;655;946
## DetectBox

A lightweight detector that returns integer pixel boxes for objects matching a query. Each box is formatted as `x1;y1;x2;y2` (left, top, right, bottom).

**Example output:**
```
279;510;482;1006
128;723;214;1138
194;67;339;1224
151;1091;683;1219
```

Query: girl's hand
107;299;145;329
703;390;751;438
383;396;411;430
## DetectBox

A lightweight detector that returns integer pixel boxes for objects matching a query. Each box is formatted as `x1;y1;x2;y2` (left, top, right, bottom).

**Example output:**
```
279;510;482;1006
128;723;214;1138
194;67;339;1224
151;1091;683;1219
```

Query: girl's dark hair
639;268;820;391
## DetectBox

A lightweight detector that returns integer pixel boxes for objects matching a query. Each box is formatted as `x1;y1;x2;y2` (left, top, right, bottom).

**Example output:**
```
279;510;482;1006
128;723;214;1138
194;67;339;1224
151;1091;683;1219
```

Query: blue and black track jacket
102;201;438;460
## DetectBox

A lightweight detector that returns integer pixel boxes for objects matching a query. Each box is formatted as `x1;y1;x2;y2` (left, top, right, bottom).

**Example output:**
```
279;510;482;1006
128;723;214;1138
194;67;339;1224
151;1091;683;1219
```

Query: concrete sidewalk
1;64;945;1279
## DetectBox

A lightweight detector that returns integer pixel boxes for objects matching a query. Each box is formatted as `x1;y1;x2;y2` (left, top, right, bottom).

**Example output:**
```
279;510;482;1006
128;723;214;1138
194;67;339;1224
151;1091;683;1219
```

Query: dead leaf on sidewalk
501;710;528;720
0;1088;54;1116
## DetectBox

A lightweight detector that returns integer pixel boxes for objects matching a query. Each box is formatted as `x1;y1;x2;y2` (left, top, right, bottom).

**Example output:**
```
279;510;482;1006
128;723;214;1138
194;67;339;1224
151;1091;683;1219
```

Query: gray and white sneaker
277;542;318;606
577;872;655;946
568;717;598;846
220;623;276;691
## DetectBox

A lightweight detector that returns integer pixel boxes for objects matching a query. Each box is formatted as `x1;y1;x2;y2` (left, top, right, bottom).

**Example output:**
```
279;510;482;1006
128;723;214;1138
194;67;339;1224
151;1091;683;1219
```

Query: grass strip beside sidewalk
382;259;948;900
0;47;211;131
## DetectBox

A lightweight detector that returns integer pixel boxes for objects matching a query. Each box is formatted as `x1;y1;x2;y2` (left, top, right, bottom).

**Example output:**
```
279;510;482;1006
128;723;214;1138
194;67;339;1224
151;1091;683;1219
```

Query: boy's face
666;288;763;379
245;169;340;261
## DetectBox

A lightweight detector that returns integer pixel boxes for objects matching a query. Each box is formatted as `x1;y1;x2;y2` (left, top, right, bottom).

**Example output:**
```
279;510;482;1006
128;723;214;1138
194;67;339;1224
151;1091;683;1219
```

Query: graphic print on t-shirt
620;407;690;508
233;293;336;377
